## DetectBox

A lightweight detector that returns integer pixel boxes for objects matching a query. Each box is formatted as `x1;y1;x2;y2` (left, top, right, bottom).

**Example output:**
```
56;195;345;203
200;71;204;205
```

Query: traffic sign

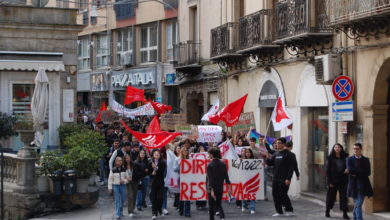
332;101;353;122
332;76;354;101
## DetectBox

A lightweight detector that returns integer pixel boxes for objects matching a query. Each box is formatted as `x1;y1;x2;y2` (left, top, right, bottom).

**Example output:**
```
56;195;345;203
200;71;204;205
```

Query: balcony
174;41;202;75
274;0;333;56
237;9;283;65
328;0;390;40
210;22;245;69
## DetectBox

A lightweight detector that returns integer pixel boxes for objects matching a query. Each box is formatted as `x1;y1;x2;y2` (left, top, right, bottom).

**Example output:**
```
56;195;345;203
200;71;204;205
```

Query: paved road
31;186;388;220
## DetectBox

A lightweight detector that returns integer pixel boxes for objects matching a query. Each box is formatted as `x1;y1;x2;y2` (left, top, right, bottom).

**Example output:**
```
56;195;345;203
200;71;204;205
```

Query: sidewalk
31;186;388;220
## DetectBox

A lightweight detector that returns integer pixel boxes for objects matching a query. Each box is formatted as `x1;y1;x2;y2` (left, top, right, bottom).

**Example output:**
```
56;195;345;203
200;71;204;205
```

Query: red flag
95;102;107;123
121;121;181;149
150;101;172;115
146;116;161;133
271;93;293;131
209;94;248;127
124;86;146;105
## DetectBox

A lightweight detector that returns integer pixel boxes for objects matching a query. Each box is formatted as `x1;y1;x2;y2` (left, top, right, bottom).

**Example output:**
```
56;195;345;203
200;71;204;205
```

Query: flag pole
264;117;272;138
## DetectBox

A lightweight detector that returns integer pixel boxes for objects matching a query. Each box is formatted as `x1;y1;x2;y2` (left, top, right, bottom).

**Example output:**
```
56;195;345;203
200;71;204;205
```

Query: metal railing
174;41;200;66
274;0;331;40
239;9;274;51
210;22;239;58
328;0;390;25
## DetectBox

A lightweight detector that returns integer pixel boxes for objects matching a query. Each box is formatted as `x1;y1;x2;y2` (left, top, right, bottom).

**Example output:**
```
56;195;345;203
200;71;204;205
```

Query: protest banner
232;112;255;134
190;152;208;160
197;125;222;143
179;159;264;201
160;114;187;130
111;99;155;118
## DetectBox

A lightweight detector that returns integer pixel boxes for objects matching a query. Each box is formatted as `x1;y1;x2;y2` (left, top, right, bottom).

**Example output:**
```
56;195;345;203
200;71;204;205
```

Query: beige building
0;5;83;151
71;0;179;115
177;0;390;213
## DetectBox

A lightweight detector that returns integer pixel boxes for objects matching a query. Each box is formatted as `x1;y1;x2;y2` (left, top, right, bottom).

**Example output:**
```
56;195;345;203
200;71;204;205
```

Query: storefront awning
0;60;65;71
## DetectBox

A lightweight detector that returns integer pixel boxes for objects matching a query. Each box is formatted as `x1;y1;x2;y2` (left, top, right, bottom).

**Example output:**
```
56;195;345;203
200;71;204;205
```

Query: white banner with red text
179;159;264;201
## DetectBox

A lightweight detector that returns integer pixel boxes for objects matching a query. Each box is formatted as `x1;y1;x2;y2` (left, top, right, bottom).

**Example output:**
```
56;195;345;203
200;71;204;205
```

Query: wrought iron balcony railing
210;22;239;59
238;9;275;52
174;41;200;67
274;0;332;43
328;0;390;26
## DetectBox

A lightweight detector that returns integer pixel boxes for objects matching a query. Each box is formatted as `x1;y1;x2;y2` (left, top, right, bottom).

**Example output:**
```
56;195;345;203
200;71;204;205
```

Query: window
166;21;178;62
96;34;109;68
78;37;90;70
116;28;134;66
12;84;34;117
140;25;158;63
79;0;88;11
56;0;69;8
114;0;136;20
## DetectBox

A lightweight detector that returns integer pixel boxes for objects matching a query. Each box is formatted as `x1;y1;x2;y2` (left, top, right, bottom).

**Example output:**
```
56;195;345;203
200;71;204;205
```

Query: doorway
186;91;204;125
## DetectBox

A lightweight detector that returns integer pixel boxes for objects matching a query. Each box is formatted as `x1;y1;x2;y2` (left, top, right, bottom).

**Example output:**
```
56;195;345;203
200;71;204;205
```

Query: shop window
116;27;134;66
166;21;178;62
78;36;90;70
12;84;35;118
140;25;158;64
96;34;109;68
308;107;329;192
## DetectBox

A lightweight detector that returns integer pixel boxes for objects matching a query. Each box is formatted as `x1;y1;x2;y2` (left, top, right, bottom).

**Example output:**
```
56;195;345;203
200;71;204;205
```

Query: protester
207;147;232;220
108;157;128;219
325;143;349;219
346;143;373;220
109;141;131;171
148;149;167;219
133;149;150;211
174;147;191;217
123;154;138;217
266;137;295;217
286;141;300;180
242;148;256;215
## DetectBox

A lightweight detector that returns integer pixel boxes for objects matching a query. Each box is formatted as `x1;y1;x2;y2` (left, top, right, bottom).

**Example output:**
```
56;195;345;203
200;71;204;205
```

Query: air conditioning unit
314;54;341;84
120;52;133;66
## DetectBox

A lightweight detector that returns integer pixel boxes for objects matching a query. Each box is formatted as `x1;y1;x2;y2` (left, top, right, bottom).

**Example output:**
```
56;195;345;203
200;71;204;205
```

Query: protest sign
165;150;179;193
174;124;193;138
197;125;222;143
232;112;255;134
180;159;264;201
160;114;186;130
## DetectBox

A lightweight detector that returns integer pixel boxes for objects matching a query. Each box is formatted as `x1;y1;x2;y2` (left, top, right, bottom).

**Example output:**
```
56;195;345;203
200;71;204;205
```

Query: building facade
176;0;390;213
72;0;179;116
0;5;83;151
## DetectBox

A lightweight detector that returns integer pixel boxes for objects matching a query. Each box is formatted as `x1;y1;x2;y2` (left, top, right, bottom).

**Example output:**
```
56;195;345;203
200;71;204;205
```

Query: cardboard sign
174;124;193;138
232;112;255;134
179;159;264;201
197;126;223;143
160;114;187;130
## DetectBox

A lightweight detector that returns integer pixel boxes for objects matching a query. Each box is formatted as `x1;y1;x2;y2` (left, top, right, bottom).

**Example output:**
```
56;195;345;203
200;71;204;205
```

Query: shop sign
165;73;176;85
63;89;74;122
91;73;107;91
258;80;279;108
112;68;156;88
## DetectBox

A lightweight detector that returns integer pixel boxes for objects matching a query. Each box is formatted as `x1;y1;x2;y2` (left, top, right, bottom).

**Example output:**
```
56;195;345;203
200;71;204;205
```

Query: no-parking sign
332;76;354;101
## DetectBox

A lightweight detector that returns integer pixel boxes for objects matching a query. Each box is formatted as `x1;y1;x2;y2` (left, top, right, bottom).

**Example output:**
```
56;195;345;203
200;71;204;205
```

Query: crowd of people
83;116;372;220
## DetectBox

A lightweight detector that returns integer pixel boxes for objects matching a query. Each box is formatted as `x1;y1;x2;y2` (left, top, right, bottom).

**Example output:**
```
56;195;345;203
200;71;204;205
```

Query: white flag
201;99;220;121
218;139;239;160
271;93;293;131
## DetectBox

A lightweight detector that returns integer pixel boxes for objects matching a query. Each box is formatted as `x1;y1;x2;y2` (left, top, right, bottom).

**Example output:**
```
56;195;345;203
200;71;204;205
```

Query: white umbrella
31;67;49;148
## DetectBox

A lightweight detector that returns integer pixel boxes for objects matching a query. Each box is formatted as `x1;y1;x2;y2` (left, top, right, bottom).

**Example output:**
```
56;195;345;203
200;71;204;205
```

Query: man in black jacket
266;137;295;217
206;147;231;220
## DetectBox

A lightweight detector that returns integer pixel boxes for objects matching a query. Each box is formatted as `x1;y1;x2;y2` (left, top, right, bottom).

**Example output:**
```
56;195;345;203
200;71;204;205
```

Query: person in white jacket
108;157;129;219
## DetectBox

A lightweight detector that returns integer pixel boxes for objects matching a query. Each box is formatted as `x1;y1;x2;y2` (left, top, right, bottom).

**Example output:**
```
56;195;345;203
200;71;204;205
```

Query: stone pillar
362;104;388;212
16;147;37;194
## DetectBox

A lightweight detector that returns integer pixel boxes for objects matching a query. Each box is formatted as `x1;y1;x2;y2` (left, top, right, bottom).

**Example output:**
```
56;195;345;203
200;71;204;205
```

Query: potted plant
63;129;106;192
57;123;88;148
0;112;18;147
39;150;64;194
